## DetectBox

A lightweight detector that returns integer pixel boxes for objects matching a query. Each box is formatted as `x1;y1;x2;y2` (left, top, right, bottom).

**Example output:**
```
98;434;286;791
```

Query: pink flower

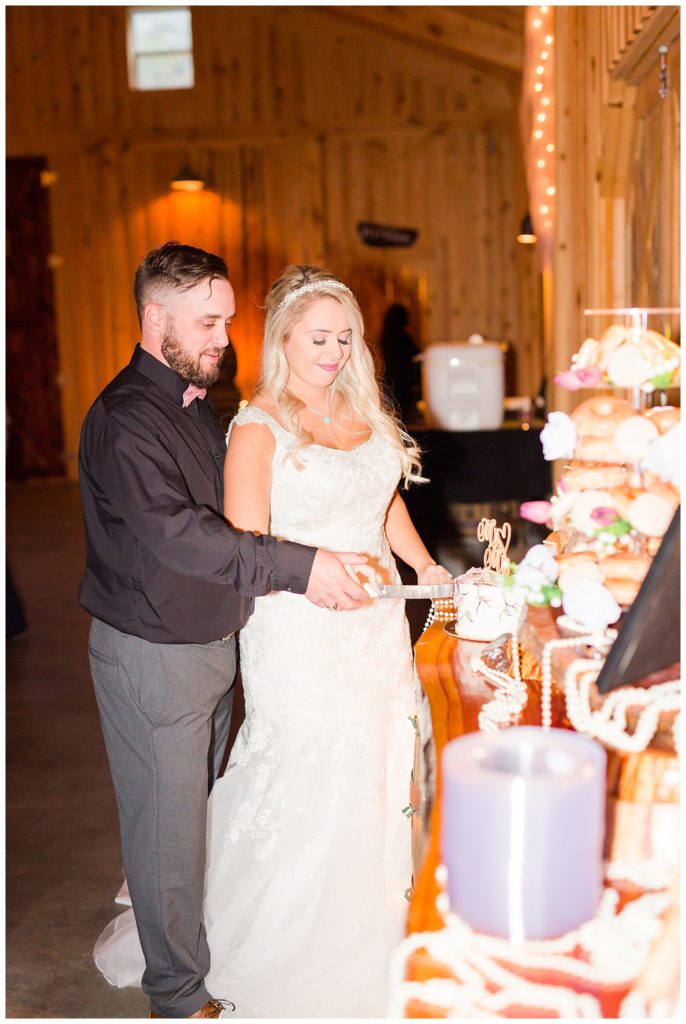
554;367;604;391
574;366;604;387
519;501;553;525
554;370;584;391
590;507;617;527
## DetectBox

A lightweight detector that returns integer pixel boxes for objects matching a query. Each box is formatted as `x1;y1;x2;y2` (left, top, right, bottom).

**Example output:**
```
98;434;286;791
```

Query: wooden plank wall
6;6;539;477
552;5;680;416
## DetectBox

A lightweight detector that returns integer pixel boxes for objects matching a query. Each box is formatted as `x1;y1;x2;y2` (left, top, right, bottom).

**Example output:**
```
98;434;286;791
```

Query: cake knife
370;583;456;599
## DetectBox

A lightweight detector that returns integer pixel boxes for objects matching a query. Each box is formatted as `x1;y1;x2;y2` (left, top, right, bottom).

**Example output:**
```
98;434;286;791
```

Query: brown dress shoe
150;998;234;1018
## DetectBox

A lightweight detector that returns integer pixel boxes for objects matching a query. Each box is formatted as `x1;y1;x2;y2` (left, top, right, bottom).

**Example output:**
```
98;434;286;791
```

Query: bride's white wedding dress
94;406;417;1017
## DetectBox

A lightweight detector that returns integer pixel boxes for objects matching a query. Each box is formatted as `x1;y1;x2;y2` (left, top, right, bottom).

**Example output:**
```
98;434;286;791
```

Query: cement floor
6;482;149;1019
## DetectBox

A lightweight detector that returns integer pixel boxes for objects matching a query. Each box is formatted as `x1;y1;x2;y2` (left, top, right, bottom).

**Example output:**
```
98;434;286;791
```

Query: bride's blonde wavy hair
256;265;425;487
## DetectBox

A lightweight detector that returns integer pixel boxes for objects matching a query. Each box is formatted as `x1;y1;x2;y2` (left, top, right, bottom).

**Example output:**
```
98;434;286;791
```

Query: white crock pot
420;338;505;430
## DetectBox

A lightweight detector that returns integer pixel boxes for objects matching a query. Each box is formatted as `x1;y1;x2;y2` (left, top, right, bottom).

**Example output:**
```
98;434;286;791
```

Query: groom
78;241;368;1018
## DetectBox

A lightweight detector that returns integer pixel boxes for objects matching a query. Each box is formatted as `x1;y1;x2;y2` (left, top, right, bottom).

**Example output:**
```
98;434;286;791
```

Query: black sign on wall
357;221;419;247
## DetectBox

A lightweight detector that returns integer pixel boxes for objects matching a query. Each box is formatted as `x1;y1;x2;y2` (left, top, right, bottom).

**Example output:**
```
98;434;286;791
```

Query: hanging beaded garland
560;659;680;754
421;597;456;634
539;630;617;730
471;629;528;732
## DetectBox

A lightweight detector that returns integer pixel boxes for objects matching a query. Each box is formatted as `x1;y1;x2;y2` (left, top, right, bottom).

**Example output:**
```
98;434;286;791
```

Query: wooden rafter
323;5;524;74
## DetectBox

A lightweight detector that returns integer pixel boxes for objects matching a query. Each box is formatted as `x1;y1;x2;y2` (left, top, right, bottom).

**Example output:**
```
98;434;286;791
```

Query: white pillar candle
441;726;606;941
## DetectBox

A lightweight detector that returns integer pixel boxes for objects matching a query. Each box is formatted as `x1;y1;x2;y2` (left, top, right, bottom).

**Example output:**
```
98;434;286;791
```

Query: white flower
515;565;551;590
562;580;621;630
519;544;559;584
571;337;600;369
540;412;578;461
641;422;680;487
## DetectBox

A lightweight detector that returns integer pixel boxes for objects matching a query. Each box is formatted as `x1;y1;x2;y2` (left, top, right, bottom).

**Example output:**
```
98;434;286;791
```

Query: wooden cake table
396;609;680;1018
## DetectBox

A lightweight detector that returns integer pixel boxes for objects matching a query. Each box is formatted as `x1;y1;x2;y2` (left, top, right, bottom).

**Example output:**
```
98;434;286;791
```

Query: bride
94;265;451;1017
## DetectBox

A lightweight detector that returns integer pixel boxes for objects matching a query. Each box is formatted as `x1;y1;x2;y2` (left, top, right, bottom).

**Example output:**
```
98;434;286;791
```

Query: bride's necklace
305;403;332;425
304;404;369;436
299;392;370;437
303;396;354;426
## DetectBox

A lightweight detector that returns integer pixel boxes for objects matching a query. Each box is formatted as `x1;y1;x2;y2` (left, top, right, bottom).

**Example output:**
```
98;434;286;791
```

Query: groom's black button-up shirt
78;345;316;644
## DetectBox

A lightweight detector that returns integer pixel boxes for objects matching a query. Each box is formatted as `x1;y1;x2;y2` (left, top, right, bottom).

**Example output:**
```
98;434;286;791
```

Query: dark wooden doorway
6;157;65;479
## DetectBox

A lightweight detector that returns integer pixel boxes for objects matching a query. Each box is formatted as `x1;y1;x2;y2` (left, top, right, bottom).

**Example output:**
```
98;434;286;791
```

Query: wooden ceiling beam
325;5;523;73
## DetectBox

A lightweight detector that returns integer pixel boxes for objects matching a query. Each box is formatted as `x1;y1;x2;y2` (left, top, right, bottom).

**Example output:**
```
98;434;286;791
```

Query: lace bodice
227;405;403;559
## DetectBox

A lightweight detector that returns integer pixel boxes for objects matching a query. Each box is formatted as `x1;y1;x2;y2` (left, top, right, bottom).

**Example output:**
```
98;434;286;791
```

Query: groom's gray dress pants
89;617;237;1017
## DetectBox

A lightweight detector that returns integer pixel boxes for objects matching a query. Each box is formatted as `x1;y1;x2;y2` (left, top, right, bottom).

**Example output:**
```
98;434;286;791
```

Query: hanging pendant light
170;165;205;192
517;213;537;244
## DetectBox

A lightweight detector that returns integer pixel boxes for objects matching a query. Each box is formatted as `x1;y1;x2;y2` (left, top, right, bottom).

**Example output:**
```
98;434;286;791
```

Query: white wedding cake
453;568;523;642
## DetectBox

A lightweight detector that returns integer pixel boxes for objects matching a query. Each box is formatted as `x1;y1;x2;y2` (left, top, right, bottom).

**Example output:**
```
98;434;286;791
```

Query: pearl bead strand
563;660;680;753
539;630;617;730
473;632;530;732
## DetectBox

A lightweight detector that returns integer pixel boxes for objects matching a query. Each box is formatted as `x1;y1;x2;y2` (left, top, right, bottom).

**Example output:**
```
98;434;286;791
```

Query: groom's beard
161;321;225;388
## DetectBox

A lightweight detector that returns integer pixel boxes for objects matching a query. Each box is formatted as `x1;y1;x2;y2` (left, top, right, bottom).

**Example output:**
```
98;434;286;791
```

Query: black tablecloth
403;425;552;542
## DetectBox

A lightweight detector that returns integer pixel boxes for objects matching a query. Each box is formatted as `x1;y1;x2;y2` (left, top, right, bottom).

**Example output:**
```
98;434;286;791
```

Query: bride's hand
344;562;380;597
416;562;453;586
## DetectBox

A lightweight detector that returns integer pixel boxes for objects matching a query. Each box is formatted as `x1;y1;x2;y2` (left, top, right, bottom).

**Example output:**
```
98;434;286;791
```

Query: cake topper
477;517;512;575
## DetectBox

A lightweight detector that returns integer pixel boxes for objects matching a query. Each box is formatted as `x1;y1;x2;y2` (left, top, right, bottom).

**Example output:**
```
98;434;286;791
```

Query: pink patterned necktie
182;384;207;408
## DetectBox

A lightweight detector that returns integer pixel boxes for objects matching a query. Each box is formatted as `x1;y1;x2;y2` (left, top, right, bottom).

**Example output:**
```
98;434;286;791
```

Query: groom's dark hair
134;241;229;325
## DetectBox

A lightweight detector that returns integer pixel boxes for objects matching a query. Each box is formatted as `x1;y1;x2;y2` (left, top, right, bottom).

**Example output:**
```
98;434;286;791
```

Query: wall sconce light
40;170;59;188
517;213;537;245
170;165;205;192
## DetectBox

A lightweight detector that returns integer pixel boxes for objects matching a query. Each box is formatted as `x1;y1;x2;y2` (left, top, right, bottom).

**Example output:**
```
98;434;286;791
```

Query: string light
525;5;555;256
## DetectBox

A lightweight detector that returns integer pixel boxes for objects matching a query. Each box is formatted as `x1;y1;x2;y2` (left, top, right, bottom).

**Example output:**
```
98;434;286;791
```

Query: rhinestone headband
276;279;353;312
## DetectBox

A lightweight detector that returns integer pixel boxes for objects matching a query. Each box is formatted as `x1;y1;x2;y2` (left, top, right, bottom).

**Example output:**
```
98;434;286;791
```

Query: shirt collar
130;345;192;407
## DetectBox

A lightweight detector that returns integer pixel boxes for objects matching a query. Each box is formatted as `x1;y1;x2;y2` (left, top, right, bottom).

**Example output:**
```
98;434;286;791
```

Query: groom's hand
305;550;369;611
